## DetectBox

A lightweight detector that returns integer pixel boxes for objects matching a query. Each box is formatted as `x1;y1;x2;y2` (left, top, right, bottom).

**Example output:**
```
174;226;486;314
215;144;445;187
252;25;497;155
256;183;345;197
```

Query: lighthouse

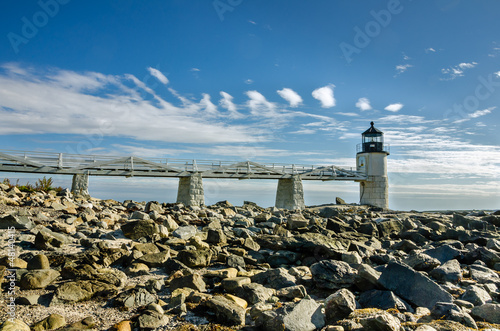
356;122;390;209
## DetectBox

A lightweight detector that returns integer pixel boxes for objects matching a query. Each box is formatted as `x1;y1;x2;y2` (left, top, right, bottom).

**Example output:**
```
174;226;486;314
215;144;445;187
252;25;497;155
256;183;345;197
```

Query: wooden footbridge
0;149;367;210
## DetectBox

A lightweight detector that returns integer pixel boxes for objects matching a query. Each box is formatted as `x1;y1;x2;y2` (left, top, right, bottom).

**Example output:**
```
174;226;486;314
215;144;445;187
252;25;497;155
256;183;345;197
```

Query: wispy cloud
219;91;243;118
441;62;478;80
199;93;218;116
245;79;254;84
355;97;372;111
0;64;259;144
190;68;200;72
425;47;436;53
277;88;303;107
245;90;277;117
312;84;336;108
453;107;495;123
384;103;404;112
395;64;413;76
147;67;169;85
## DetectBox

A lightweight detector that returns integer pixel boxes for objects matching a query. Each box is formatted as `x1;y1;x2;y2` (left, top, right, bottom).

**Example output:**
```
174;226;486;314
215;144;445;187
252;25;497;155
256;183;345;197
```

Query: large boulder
378;261;453;309
113;287;157;308
429;259;462;283
282;298;325;331
0;213;34;230
121;219;160;240
176;249;212;268
324;288;357;323
251;268;297;290
54;280;117;303
470;303;500;324
311;260;357;290
32;314;66;331
205;295;246;326
20;269;60;290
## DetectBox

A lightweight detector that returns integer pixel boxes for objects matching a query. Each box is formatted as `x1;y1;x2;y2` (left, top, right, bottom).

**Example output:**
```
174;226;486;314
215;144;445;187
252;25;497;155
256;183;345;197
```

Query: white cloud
245;90;277;116
384;103;404;112
190;68;200;72
245;79;254;85
147;67;169;85
199;93;218;116
0;64;259;144
378;114;435;125
312;84;336;108
441;62;478;80
219;91;243;118
469;108;493;118
336;112;359;117
248;20;257;25
277;88;303;107
425;47;436;53
395;64;413;76
494;71;500;78
355;97;372;111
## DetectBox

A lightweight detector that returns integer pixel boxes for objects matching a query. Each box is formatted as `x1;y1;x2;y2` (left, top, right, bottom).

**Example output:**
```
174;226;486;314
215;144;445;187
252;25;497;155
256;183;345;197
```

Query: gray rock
243;237;260;251
31;314;66;331
227;254;246;268
251;268;297;290
15;294;40;305
378;261;453;309
376;219;403;238
275;285;307;299
354;263;382;291
169;273;206;292
359;290;412;312
424;244;462;264
20;269;60;290
429;259;462;283
27;254;50;270
221;277;251;292
0;213;34;230
403;252;441;272
310;260;357;290
469;263;500;283
205;295;246;326
461;285;492;306
121;219;159;240
130;210;150;220
470;303;500;324
177;249;212;268
125;263;150;276
268;250;300;267
35;228;71;249
431;302;477;329
136;311;169;330
287;213;309;230
172;225;197;240
352;309;402;331
135;250;171;268
206;228;227;245
235;283;274;304
324;288;357;323
282;298;325;331
318;207;340;218
113;287;157;308
55;280;117;303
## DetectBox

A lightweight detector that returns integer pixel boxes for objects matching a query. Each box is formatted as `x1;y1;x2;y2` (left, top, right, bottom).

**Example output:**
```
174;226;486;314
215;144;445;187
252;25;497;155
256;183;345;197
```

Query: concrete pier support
275;175;305;210
176;173;204;206
71;174;90;197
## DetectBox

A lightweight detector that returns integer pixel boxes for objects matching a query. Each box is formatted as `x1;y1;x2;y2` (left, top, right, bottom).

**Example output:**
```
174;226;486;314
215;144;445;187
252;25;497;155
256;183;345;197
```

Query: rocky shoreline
0;183;500;330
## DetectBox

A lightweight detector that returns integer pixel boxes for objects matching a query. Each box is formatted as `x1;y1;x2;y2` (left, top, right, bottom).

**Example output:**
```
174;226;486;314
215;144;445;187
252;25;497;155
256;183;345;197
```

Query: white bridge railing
0;149;366;181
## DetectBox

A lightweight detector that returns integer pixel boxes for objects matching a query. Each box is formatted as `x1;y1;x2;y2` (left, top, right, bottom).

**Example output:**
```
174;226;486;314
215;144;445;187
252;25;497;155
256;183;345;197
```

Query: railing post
58;153;63;168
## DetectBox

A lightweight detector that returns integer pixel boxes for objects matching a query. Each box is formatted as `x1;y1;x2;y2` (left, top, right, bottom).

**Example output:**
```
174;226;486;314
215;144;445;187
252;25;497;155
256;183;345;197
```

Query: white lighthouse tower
356;122;389;209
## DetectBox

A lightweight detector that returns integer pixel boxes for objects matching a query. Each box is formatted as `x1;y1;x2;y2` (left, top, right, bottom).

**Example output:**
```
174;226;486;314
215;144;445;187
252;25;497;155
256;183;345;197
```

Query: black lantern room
359;122;388;154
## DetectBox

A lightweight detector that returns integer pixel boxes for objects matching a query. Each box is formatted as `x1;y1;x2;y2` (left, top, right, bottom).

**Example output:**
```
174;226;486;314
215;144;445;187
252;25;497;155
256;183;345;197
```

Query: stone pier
275;175;305;210
176;173;205;206
71;174;90;197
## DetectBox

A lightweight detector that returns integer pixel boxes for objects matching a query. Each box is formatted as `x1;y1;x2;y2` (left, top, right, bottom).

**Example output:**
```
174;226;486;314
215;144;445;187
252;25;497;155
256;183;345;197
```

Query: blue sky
0;0;499;210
